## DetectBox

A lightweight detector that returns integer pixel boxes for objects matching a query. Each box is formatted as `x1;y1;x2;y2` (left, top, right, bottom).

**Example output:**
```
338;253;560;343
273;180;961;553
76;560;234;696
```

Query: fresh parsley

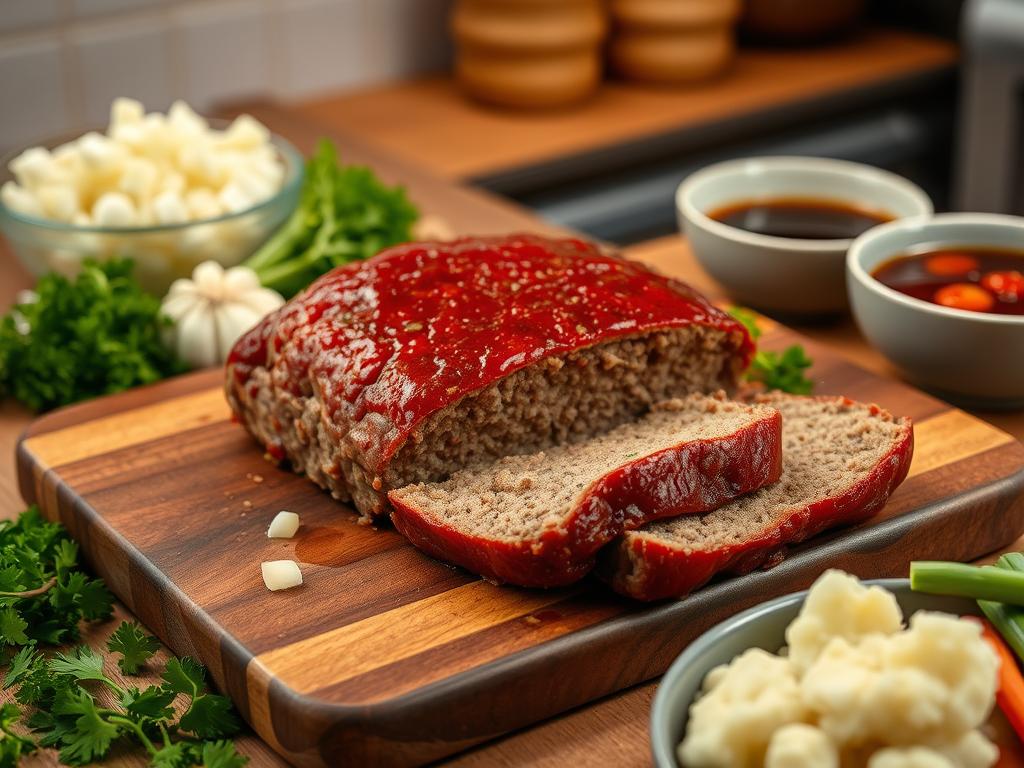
728;306;815;395
0;508;247;766
0;508;113;649
4;644;245;766
0;259;186;412
244;139;420;297
0;702;36;767
107;621;161;675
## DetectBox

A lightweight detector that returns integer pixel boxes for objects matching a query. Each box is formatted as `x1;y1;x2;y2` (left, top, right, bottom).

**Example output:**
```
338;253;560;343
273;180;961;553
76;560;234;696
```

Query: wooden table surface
3;107;1022;766
299;28;957;183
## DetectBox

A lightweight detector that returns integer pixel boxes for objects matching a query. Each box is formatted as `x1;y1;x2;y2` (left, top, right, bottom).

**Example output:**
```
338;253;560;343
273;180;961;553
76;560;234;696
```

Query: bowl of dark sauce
708;197;891;241
677;157;933;314
848;213;1024;407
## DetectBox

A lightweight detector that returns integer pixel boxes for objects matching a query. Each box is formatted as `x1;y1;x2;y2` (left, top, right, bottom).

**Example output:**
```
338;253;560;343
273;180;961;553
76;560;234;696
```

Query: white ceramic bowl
676;156;933;314
848;213;1024;408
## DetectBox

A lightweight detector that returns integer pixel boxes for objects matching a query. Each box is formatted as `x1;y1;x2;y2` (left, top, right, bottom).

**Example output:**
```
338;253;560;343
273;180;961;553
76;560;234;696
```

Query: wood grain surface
16;301;1024;765
298;29;957;182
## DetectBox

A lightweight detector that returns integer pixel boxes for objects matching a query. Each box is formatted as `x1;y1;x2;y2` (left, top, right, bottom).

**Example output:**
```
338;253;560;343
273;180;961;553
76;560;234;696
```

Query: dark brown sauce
708;197;893;240
871;245;1024;316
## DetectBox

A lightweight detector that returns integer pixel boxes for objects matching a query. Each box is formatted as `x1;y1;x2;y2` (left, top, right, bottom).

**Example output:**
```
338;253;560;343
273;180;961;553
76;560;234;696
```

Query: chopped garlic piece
267;511;300;539
92;191;136;227
261;560;302;591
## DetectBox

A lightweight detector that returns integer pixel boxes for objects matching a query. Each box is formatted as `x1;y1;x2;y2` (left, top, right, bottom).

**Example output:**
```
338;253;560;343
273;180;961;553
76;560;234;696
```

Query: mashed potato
677;571;999;768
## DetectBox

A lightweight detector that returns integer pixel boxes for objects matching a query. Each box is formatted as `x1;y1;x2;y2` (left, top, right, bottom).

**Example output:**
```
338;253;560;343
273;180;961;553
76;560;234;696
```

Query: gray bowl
847;213;1024;408
676;157;933;315
650;579;981;768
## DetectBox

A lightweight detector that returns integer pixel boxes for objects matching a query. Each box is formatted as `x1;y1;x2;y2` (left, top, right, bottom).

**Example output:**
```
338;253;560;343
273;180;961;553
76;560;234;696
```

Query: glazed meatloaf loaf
225;235;753;518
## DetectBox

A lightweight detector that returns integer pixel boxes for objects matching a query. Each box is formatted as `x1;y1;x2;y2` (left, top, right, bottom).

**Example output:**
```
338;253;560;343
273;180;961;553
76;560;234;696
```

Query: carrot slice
976;618;1024;744
981;271;1024;302
934;283;995;312
926;253;981;277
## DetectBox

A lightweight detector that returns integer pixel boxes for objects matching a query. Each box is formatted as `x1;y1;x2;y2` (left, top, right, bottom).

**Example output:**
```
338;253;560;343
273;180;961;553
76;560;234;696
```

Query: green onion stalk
910;553;1024;661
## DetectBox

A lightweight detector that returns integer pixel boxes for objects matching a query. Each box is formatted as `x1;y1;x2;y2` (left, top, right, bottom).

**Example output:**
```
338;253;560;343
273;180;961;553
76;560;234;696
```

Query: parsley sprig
7;642;243;766
0;507;113;649
0;509;247;767
0;259;186;412
243;139;419;297
729;307;815;395
0;701;36;766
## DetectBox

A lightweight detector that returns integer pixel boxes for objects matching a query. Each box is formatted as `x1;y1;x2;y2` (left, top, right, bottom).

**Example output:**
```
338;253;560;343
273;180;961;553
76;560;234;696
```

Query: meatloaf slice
225;235;753;519
599;394;914;601
388;395;782;588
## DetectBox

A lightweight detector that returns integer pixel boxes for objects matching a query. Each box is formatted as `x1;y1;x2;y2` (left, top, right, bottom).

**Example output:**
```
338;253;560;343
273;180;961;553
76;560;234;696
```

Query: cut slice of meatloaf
225;235;753;519
388;395;783;588
599;394;914;601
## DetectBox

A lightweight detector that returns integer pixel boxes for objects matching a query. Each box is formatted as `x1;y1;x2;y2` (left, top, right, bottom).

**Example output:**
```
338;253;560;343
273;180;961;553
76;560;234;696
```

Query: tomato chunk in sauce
871;246;1024;315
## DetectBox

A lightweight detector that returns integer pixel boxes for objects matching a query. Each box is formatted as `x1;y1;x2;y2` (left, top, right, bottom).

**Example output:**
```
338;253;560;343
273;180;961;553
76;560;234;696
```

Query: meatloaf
599;394;914;601
225;235;753;518
389;394;783;587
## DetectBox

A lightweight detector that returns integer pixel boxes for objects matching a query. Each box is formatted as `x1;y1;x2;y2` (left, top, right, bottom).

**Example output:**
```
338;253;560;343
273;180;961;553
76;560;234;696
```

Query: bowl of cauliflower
652;570;1002;768
0;98;303;295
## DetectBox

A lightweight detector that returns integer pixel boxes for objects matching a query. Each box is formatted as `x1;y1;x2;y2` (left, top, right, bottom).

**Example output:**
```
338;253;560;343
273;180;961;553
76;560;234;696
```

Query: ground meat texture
599;394;915;601
388;395;783;587
225;235;752;519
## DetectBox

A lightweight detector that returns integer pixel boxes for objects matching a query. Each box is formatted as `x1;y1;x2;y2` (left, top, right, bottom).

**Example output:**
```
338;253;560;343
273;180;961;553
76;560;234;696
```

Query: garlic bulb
161;261;284;368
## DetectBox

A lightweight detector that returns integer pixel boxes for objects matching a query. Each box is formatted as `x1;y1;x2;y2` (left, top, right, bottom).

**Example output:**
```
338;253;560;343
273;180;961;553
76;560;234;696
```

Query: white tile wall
363;0;452;84
0;0;454;149
0;0;61;33
175;0;269;111
275;0;366;100
0;37;72;148
73;0;167;18
71;16;175;125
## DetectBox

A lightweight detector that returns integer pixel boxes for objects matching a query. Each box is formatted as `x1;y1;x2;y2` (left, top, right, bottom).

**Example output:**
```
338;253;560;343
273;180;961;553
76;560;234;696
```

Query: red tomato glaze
228;235;754;471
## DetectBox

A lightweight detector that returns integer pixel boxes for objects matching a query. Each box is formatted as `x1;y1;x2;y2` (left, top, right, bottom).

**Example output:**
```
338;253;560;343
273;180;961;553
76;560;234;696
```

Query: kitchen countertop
1;100;1021;767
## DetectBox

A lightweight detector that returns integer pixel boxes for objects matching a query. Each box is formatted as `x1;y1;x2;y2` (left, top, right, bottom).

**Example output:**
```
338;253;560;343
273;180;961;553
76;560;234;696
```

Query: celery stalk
979;599;1024;660
981;555;1024;663
1000;552;1024;572
910;561;1024;605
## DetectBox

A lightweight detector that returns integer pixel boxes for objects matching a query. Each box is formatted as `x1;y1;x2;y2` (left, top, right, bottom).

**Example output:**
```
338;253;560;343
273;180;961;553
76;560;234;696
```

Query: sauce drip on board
871;245;1024;316
708;197;892;240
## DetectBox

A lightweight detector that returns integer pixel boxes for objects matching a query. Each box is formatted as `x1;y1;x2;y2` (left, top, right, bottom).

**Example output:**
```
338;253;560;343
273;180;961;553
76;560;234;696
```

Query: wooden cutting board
16;322;1024;767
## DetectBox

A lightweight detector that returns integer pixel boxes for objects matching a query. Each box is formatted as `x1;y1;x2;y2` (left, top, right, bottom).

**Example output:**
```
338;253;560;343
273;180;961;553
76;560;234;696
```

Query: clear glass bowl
0;127;304;295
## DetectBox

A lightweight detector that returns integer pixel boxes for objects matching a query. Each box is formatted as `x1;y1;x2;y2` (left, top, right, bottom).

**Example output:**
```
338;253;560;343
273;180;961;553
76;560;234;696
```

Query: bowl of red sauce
848;213;1024;407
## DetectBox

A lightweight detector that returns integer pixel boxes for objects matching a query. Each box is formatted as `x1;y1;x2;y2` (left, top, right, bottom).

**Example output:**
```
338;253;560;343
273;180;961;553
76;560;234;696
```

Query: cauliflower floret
868;746;955;768
802;612;998;749
934;730;999;768
765;724;838;768
864;734;997;768
678;649;809;768
884;613;999;737
787;570;903;671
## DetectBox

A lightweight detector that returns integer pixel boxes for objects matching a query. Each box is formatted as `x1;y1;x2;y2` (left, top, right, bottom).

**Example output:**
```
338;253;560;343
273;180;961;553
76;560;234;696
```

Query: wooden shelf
298;29;957;184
